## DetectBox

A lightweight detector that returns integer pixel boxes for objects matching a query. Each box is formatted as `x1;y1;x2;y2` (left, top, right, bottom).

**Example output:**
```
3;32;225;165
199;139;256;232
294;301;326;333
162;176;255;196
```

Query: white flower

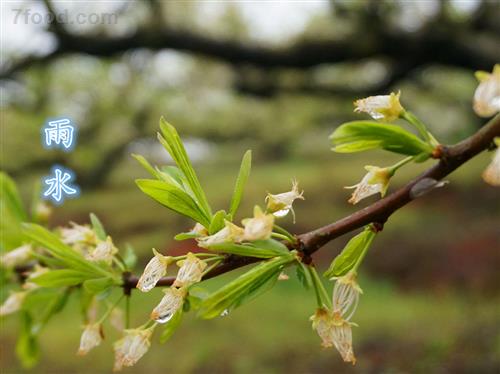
310;308;335;348
197;220;244;248
113;327;154;371
310;308;356;364
331;315;356;364
265;180;304;221
87;236;117;264
151;287;186;323
242;206;275;241
60;223;96;245
136;249;173;292
345;166;392;204
482;138;500;186
473;64;500;118
190;223;208;237
0;291;26;316
77;323;103;356
23;265;49;290
354;91;404;122
110;308;125;331
1;244;32;268
173;252;207;288
331;272;363;321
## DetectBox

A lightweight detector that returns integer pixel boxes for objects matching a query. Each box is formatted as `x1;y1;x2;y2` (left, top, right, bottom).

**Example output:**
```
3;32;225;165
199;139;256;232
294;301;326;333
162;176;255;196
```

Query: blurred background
1;0;499;373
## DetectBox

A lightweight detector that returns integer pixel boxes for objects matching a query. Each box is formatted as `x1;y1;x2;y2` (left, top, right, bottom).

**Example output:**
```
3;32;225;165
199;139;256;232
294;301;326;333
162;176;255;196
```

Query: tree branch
122;114;500;290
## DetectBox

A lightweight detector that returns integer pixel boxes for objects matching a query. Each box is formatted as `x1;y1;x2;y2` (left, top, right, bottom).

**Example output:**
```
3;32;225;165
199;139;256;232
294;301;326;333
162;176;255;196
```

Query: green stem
308;266;332;309
271;232;294;243
401;111;439;146
273;225;295;242
202;260;222;276
388;156;414;175
125;295;130;329
96;295;124;324
352;228;377;273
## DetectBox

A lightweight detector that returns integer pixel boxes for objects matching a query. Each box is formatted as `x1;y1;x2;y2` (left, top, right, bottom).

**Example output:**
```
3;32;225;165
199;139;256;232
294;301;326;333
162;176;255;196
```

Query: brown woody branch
122;114;500;290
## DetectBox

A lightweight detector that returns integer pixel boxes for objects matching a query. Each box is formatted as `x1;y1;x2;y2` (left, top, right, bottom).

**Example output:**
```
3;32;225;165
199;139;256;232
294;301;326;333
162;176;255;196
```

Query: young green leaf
207;239;289;259
136;179;211;227
158;118;212;218
229;150;251;217
324;226;376;278
132;154;162;179
198;254;294;319
330;121;434;156
123;244;138;270
159;310;183;344
30;269;94;287
90;213;107;241
296;262;313;289
22;224;110;277
16;312;39;369
0;172;27;221
83;277;117;294
209;210;227;235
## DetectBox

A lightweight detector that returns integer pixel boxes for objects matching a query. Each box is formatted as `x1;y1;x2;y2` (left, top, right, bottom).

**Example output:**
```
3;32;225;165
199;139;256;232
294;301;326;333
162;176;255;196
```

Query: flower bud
332;272;362;321
473;64;500;118
87;236;117;264
0;291;26;316
1;244;32;268
242;206;274;241
345;166;392;204
151;287;186;323
113;327;153;371
482;138;500;186
60;223;96;246
77;323;103;356
197;220;244;248
265;180;304;221
354;91;404;122
137;249;173;292
34;201;52;223
173;252;207;288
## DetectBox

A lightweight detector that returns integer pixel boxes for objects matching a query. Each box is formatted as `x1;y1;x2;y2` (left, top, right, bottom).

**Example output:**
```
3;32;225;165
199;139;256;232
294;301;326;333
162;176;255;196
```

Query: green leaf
159;310;183;344
209;210;226;235
208;241;285;259
229;150;251;217
90;213;107;240
330;121;433;156
132;154;162;179
159;118;212;218
83;277;116;294
0;172;27;221
251;239;289;255
16;312;39;369
22;224;110;277
0;173;26;249
31;269;93;287
324;226;376;278
198;254;294;319
123;244;138;270
296;262;313;289
136;179;211;227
